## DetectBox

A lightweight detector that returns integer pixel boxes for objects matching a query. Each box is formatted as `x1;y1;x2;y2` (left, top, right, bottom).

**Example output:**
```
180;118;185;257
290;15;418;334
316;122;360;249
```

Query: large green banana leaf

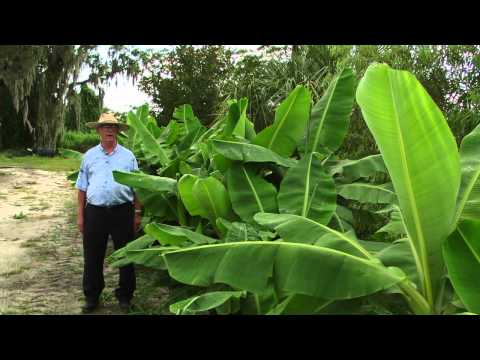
145;223;217;246
109;234;157;260
173;104;202;134
125;105;148;150
128;109;170;166
112;170;177;193
160;241;405;300
454;123;480;223
223;100;241;137
268;295;365;315
67;170;80;182
192;176;235;223
376;239;418;285
328;154;387;181
330;205;355;232
108;234;166;270
59;148;83;160
443;219;480;314
216;218;275;242
227;164;278;223
223;98;256;140
160;120;182;145
211;139;296;168
376;206;407;236
169;291;246;315
134;188;173;218
278;152;337;224
252;85;311;157
110;249;167;270
266;294;333;315
305;68;355;154
356;63;460;305
254;213;371;259
337;182;396;204
178;174;207;218
177;126;206;152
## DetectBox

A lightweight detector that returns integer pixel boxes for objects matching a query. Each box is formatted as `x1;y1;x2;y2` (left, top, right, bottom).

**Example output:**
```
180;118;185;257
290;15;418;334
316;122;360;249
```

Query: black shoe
81;301;99;314
118;300;131;314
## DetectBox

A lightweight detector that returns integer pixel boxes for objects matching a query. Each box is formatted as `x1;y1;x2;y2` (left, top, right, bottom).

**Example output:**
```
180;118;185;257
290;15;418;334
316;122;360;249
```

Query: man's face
97;124;119;141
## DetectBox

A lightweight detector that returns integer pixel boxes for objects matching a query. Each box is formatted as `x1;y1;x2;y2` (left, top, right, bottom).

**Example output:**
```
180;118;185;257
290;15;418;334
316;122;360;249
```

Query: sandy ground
0;168;124;315
0;167;171;315
0;169;72;272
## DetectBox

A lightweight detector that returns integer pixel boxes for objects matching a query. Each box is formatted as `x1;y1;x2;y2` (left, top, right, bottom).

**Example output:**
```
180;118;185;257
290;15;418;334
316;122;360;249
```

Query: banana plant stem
398;280;432;315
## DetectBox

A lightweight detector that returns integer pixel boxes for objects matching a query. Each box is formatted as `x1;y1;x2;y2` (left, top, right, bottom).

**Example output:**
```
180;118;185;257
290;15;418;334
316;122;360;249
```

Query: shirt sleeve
75;156;88;192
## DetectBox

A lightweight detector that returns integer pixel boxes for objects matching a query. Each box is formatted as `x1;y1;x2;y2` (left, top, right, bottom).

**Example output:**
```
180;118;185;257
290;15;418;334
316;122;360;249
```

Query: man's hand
134;213;142;233
77;216;84;234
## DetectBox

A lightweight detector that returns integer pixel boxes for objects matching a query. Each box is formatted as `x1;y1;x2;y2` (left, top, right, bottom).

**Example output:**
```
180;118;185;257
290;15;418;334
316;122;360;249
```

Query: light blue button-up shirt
75;143;139;207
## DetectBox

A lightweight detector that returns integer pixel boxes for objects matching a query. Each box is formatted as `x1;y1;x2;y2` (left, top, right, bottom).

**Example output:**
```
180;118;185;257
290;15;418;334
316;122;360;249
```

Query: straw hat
86;113;129;131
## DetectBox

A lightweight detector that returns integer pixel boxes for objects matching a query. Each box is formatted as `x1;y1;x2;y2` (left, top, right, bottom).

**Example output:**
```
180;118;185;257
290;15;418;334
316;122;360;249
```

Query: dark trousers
83;202;136;303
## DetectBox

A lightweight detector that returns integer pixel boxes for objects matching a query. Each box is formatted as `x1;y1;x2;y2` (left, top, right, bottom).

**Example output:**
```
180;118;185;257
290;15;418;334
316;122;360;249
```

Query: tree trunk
30;45;85;155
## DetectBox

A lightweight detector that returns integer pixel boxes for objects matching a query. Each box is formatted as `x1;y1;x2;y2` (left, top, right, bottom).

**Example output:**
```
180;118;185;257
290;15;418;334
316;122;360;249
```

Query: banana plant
111;70;404;314
109;65;479;315
442;122;480;314
356;63;461;312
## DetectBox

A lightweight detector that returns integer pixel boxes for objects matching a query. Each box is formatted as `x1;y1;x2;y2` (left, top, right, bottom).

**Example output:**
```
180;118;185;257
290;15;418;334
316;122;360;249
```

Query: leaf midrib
311;75;339;152
267;90;299;150
161;241;405;283
133;112;169;166
200;181;219;220
454;167;480;224
387;72;432;303
301;154;312;217
295;215;372;259
242;166;264;213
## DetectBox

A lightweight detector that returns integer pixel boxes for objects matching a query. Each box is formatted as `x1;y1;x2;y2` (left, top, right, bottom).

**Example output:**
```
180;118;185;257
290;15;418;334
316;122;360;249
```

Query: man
75;113;142;314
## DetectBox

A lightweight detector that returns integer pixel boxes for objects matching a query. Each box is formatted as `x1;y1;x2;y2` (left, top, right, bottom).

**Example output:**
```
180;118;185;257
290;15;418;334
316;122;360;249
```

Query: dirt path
0;168;138;315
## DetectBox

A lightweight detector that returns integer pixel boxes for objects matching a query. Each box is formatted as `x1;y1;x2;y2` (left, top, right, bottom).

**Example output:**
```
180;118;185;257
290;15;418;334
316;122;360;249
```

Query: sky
80;45;262;113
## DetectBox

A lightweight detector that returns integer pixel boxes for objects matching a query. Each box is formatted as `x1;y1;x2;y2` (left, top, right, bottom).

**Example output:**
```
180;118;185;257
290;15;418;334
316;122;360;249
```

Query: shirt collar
98;143;120;155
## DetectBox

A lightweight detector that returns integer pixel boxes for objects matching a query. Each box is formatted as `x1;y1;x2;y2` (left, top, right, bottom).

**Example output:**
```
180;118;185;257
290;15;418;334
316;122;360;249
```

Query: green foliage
443;220;480;314
357;63;460;306
64;84;102;131
0;151;80;172
138;45;234;125
13;212;26;220
59;131;99;152
0;83;33;150
104;64;480;316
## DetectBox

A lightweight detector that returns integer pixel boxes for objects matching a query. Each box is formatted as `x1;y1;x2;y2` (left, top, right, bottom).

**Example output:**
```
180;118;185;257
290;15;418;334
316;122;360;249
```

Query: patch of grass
0;152;80;172
13;212;27;219
64;198;78;226
60;131;98;153
20;240;40;249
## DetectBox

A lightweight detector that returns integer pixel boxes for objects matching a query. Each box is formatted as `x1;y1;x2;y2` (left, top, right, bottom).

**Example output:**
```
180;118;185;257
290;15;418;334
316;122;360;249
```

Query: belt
86;202;132;210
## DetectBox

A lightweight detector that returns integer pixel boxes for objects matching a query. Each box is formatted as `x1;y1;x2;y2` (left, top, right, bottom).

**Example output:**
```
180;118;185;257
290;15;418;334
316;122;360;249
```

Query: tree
138;45;234;125
65;84;103;131
0;45;47;149
222;45;352;131
0;45;144;153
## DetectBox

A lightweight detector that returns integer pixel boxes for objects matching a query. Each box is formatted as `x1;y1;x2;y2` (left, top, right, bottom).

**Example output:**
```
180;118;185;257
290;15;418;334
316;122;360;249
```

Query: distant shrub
60;131;99;152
